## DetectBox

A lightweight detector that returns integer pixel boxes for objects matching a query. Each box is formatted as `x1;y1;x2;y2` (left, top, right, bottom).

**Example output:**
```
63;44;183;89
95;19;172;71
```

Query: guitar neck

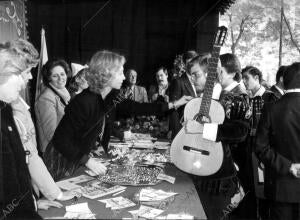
199;46;221;116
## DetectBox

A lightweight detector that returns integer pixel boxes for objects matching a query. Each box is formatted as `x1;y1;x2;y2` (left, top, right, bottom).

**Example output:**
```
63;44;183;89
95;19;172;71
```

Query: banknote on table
157;173;176;184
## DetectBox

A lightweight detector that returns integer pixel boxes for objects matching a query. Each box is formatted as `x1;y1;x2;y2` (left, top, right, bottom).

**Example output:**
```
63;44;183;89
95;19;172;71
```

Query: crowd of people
1;38;300;220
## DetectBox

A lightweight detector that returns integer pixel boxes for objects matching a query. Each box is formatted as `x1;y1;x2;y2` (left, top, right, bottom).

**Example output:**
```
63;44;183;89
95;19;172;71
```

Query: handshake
289;163;300;178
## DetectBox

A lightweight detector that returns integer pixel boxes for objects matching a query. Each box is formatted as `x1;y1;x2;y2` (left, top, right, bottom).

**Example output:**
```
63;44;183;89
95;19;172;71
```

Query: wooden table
39;164;207;219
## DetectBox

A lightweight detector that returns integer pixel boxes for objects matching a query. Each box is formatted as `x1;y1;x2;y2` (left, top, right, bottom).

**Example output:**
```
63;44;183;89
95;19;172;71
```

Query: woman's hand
37;199;63;210
57;190;80;201
85;157;107;176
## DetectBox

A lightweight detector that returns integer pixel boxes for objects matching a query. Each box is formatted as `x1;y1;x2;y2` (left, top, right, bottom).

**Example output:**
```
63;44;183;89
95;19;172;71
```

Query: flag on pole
35;27;48;102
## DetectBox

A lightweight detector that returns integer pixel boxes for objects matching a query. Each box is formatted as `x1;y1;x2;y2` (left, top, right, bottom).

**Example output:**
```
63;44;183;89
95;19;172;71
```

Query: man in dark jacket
255;62;300;220
270;65;287;100
169;68;197;139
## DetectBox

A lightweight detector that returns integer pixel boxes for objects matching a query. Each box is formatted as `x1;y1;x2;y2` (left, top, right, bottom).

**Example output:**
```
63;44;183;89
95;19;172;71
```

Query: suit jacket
255;92;300;203
148;83;170;103
169;74;197;138
0;102;41;219
169;73;197;101
35;87;67;152
270;85;284;100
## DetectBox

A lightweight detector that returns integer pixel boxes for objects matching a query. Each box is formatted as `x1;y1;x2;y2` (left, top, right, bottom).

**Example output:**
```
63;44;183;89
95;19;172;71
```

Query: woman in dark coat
44;50;191;180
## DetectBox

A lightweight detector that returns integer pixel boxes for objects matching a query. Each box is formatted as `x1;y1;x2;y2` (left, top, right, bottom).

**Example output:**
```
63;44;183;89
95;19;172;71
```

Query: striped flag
35;27;48;102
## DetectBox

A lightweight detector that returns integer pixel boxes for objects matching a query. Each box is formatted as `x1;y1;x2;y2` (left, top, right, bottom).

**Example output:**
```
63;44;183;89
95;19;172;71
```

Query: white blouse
11;97;61;201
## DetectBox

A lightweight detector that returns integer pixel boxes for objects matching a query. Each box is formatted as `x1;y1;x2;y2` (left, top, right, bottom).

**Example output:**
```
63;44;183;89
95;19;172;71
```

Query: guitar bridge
183;146;210;156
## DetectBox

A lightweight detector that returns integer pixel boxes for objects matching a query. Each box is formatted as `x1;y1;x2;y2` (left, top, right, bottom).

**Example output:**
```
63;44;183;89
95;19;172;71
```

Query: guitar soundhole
183;146;210;156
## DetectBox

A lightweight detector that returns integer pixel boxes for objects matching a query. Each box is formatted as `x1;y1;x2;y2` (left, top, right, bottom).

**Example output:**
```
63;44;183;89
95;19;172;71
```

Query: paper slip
156;213;194;219
157;173;176;184
129;205;164;219
80;180;126;199
139;188;177;202
154;141;170;150
64;212;96;219
98;196;136;210
64;202;96;219
56;175;94;190
154;145;170;150
66;202;91;213
132;143;153;149
111;143;133;147
166;213;194;219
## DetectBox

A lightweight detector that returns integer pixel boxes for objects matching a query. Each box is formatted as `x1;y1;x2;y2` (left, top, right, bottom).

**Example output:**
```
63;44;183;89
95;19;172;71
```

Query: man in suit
122;69;148;103
270;65;287;100
169;64;198;138
255;62;300;220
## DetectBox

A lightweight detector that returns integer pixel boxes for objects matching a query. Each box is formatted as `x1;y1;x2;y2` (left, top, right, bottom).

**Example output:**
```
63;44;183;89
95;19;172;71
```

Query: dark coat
169;74;197;138
255;92;300;203
51;89;168;165
169;73;197;101
270;85;284;100
0;102;41;219
208;87;250;180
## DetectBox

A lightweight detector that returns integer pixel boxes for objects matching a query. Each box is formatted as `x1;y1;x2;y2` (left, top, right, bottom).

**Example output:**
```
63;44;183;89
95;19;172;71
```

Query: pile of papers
138;188;177;209
56;175;127;199
80;180;126;199
98;196;136;210
139;188;177;202
64;202;95;219
129;205;164;219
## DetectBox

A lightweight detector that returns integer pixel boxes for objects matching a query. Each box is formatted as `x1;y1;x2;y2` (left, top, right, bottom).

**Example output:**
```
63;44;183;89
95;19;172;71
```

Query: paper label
157;173;176;184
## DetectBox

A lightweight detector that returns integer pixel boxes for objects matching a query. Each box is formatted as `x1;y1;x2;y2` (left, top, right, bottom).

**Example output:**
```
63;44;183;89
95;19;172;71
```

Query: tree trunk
279;0;283;67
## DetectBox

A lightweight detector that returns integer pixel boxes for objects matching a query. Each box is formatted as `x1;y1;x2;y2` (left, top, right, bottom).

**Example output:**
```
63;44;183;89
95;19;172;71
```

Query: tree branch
282;11;300;54
231;15;250;54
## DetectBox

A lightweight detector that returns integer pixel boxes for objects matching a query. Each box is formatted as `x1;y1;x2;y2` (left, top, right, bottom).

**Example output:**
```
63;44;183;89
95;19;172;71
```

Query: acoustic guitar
170;26;227;176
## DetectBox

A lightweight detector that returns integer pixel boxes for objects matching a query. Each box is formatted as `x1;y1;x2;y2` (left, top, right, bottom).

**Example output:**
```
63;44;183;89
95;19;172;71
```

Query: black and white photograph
0;0;300;219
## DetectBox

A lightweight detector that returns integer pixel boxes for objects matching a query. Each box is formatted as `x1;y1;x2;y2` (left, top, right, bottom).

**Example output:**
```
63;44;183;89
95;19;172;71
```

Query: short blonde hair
0;48;26;85
0;39;39;85
86;50;125;94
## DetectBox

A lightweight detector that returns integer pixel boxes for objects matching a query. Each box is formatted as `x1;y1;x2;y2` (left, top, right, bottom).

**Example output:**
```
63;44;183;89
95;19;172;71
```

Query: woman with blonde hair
44;50;192;180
